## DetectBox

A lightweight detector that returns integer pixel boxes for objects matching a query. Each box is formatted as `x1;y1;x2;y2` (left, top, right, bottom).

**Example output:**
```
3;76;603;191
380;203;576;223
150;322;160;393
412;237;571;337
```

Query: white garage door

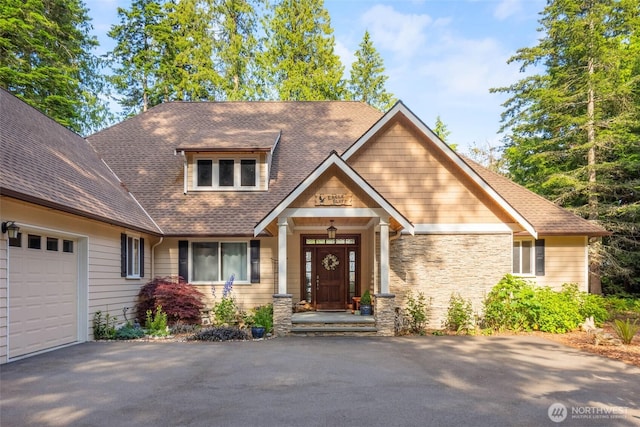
8;231;78;359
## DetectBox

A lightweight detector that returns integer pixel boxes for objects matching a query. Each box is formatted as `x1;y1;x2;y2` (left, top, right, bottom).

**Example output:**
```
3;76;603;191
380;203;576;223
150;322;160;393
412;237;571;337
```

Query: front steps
290;311;377;336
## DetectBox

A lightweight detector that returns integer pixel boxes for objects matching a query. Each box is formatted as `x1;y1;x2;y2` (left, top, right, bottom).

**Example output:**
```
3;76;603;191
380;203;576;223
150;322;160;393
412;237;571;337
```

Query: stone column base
375;293;396;336
273;294;293;337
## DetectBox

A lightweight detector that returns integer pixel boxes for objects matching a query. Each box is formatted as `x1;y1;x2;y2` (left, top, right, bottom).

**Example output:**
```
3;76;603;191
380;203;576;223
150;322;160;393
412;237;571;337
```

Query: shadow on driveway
1;336;639;426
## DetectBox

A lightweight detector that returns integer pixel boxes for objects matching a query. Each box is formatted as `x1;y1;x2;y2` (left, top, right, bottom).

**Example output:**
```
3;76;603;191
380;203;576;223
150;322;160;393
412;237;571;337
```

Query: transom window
191;241;248;282
195;157;258;190
513;240;533;275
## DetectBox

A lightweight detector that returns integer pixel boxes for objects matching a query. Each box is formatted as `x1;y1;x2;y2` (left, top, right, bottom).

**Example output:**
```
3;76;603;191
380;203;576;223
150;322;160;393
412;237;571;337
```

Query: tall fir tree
260;0;344;100
348;30;395;111
213;0;261;100
0;0;111;134
166;0;221;101
107;0;168;115
493;0;640;293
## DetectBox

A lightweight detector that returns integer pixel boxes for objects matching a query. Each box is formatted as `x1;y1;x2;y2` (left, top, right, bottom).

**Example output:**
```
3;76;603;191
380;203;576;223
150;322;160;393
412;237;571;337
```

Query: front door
315;247;346;310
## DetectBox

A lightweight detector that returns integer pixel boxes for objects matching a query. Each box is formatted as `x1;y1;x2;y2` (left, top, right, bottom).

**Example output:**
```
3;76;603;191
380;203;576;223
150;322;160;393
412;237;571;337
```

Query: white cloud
361;5;432;59
494;0;524;20
334;39;354;71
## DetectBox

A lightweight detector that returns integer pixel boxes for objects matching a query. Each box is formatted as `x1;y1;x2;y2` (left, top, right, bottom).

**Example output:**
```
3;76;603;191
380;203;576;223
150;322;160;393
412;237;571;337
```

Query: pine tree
260;0;345;100
348;30;395;111
0;0;111;134
493;0;640;293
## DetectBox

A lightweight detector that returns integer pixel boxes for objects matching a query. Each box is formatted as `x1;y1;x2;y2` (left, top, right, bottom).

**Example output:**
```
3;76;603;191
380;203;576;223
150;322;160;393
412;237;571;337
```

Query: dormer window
194;156;259;190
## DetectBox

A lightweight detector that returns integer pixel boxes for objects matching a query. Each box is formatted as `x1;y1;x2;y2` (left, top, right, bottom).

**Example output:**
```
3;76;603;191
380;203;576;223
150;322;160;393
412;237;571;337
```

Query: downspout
151;237;164;279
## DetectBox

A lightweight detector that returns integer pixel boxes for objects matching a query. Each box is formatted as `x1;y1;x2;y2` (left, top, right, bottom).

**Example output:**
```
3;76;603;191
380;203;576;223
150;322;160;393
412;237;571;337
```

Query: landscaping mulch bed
538;323;640;368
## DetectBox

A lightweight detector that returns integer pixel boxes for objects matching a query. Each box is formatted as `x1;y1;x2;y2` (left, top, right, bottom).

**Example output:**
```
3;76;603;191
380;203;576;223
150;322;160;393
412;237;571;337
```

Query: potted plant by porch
249;304;273;338
360;290;373;315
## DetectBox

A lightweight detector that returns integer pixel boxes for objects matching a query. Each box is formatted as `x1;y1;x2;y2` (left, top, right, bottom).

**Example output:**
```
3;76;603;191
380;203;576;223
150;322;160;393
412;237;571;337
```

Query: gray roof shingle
0;89;161;234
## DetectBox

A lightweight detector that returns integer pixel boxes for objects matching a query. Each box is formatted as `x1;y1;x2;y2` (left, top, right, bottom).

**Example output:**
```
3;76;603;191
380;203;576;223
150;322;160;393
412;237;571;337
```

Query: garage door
8;231;78;359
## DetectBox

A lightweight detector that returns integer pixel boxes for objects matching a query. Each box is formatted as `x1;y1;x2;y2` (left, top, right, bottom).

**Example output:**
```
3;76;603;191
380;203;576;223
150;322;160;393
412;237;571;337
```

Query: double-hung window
513;239;545;276
195;157;258;190
121;233;144;278
191;241;248;282
513;240;533;275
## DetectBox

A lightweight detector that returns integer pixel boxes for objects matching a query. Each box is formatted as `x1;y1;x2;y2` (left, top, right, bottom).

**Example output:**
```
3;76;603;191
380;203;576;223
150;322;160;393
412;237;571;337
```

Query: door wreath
321;253;339;271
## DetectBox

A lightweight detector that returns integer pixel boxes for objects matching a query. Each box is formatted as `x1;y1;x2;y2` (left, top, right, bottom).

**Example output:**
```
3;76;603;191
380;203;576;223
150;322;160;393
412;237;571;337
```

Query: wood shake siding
292;166;379;209
349;119;512;225
389;233;512;328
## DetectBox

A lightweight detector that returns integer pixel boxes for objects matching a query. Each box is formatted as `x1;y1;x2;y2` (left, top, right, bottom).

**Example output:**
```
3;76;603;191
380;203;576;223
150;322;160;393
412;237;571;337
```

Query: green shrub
612;318;639;344
188;327;249;342
93;310;117;340
360;289;372;305
483;275;605;333
145;306;169;336
405;291;430;334
445;293;473;333
115;324;145;340
252;304;273;332
483;275;539;331
534;287;581;333
214;297;240;325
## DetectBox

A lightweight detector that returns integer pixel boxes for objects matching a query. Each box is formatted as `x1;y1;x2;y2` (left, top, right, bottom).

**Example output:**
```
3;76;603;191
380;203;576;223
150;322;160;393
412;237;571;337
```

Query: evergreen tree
260;0;344;100
493;0;640;293
348;30;395;111
166;0;221;101
0;0;111;134
107;0;168;115
213;0;261;100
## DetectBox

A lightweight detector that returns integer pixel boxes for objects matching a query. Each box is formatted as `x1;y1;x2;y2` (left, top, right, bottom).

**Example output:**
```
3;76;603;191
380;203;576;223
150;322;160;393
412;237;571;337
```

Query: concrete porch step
291;312;377;336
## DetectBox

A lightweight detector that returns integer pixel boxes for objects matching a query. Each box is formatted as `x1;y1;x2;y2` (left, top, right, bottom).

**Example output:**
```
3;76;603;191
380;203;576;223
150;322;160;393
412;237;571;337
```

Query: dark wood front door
315;247;346;310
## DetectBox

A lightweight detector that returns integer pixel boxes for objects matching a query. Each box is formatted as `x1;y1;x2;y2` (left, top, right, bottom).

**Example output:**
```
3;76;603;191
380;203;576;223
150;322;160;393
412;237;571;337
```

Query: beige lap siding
527;236;588;292
0;234;7;360
389;233;512;329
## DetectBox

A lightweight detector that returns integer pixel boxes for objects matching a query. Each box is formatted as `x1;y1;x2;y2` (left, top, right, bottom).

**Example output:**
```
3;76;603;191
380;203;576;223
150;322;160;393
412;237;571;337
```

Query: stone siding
273;294;292;337
374;294;395;336
389;234;511;328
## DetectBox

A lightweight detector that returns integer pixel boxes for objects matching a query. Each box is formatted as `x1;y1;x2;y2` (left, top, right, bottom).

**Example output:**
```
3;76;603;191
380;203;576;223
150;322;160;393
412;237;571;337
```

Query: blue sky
85;0;545;151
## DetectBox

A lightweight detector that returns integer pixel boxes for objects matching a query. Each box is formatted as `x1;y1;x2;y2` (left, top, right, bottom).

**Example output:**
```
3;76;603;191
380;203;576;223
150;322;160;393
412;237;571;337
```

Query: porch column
277;217;288;294
380;219;390;294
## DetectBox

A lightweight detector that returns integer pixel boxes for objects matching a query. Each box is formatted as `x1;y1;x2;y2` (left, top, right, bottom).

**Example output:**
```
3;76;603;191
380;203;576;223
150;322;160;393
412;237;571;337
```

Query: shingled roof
0;89;161;234
465;158;609;236
87;99;608;238
88;101;383;236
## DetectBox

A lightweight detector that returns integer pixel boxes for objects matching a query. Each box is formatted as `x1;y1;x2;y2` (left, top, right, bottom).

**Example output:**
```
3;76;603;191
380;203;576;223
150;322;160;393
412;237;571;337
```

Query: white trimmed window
195;157;258;190
191;241;248;283
513;239;534;275
121;233;144;278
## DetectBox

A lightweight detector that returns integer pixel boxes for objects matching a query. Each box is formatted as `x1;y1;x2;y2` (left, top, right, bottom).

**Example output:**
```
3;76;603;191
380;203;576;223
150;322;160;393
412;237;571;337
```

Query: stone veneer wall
389;234;512;328
273;294;292;336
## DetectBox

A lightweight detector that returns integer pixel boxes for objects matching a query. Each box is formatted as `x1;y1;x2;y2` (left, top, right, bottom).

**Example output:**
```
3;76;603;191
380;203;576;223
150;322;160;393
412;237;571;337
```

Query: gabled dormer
176;130;281;194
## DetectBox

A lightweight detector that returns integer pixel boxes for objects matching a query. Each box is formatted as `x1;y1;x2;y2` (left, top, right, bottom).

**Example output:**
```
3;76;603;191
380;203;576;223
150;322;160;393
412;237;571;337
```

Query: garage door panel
8;234;78;359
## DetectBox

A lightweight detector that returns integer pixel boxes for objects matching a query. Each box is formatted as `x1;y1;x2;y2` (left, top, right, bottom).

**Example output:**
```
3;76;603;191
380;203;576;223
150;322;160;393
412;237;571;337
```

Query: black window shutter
140;238;145;277
535;239;545;276
178;240;189;281
250;240;260;283
120;233;127;277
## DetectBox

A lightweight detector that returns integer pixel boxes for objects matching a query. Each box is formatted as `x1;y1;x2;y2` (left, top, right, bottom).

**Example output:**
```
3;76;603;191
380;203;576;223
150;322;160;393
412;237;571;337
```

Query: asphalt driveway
1;336;638;427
